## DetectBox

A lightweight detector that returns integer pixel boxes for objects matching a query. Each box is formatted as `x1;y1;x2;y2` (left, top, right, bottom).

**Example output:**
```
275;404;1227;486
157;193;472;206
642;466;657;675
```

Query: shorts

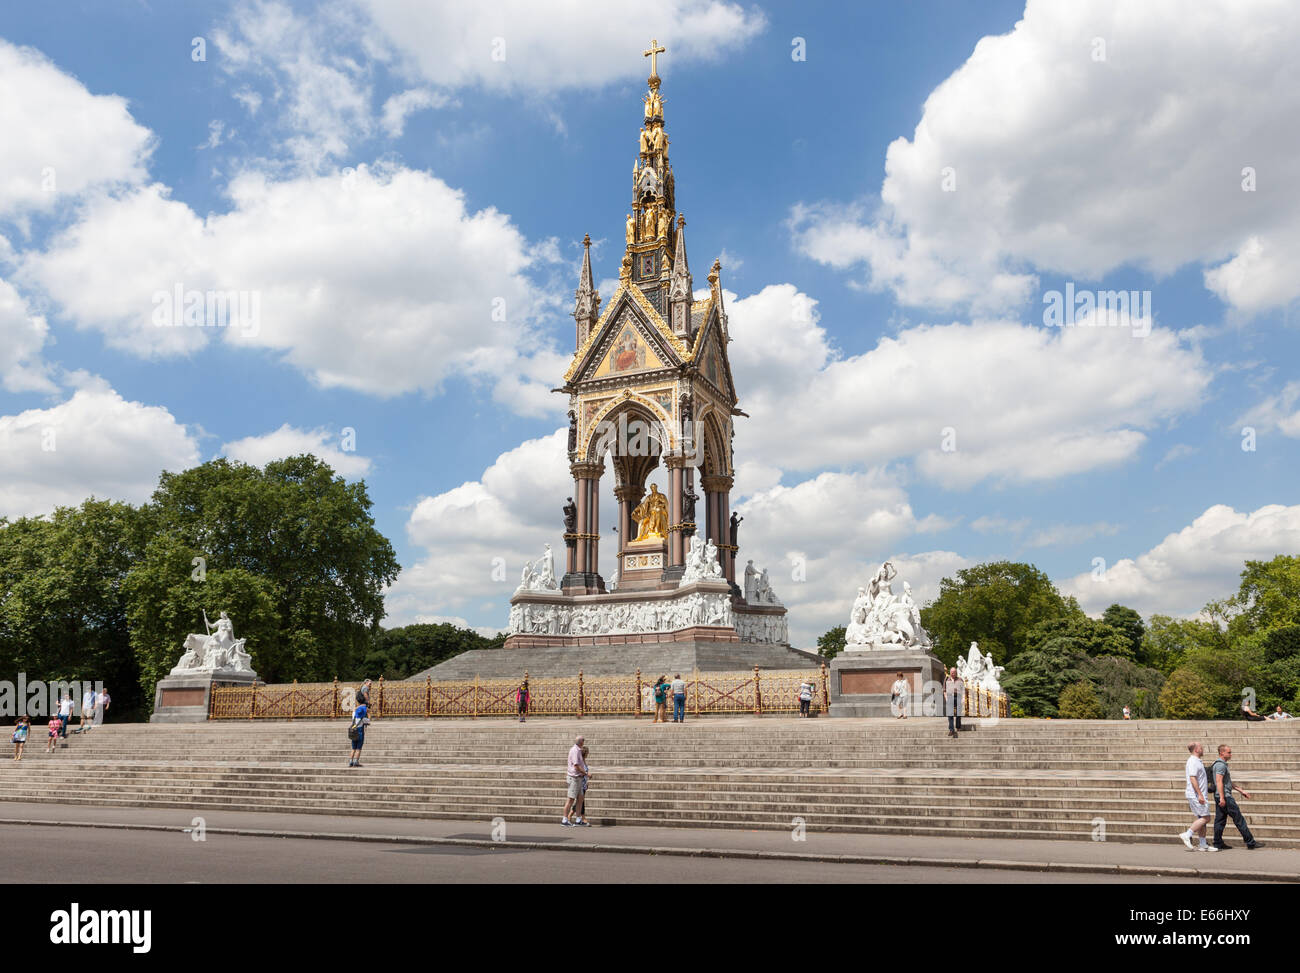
567;775;583;799
1187;796;1209;818
351;732;365;750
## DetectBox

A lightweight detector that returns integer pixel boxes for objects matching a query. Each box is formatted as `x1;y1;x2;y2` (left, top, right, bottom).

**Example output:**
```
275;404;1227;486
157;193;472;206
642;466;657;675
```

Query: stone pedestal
828;648;947;718
618;536;669;591
151;669;258;723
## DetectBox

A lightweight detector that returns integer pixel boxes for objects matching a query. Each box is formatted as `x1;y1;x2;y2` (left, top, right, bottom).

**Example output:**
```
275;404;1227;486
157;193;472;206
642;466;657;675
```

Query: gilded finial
643;38;666;80
583;233;591;248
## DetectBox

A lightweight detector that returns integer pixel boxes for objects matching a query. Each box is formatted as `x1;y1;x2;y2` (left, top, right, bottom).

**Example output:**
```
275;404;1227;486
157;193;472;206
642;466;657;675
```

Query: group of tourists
1241;699;1293;721
1180;742;1264;851
649;674;688;723
11;688;110;761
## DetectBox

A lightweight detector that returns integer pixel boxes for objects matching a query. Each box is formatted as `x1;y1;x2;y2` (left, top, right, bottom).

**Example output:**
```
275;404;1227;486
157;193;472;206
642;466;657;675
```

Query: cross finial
643;38;666;78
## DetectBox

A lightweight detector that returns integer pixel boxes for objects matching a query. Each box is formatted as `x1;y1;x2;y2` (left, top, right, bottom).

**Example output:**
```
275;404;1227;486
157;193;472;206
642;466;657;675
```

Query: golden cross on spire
643;38;666;77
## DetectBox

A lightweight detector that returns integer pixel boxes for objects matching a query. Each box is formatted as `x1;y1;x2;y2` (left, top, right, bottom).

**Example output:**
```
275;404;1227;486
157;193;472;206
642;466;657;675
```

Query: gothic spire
668;215;693;336
573;233;599;347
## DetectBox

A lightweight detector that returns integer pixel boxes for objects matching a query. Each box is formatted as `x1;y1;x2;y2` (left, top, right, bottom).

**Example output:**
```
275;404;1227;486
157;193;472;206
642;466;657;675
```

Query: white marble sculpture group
172;610;255;674
680;535;724;584
742;559;783;607
955;642;1004;693
844;561;933;651
517;544;559;592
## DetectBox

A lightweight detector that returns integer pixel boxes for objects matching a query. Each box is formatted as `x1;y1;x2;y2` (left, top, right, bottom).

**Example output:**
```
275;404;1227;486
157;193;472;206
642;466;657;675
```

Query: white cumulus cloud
221;423;373;477
0;376;199;519
791;0;1300;315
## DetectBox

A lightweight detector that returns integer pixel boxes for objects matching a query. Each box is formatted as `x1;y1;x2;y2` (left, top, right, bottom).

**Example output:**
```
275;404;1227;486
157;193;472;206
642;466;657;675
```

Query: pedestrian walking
652;675;670;724
46;716;61;753
573;744;592;823
12;716;30;760
516;681;530;722
1211;744;1263;849
1178;742;1215;852
890;672;910;720
95;688;110;726
356;679;373;707
79;688;96;733
562;735;589;826
347;697;370;768
670;673;687;723
57;694;74;739
798;677;815;718
944;667;964;738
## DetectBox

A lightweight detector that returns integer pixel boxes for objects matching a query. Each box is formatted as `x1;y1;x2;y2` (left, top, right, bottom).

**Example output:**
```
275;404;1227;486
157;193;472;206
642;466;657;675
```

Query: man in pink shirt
562;735;590;827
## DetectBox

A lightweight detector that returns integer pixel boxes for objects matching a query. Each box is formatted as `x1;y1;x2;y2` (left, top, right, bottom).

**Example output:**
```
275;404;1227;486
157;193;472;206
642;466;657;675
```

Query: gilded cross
643;38;666;76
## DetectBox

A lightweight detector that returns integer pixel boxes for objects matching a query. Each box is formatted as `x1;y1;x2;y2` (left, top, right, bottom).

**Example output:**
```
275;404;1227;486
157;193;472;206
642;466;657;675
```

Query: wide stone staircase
3;718;1297;847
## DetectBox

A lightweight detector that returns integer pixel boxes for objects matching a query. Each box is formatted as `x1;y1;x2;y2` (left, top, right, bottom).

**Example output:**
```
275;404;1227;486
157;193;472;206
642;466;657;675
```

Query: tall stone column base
151;670;258;723
828;648;947;718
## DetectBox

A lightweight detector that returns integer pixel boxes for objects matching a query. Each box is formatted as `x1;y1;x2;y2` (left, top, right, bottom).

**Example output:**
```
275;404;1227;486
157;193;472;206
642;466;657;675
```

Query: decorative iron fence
208;668;1008;720
209;667;832;720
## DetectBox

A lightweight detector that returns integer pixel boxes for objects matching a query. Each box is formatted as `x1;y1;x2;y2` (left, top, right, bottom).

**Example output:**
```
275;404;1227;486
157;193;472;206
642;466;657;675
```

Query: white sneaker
1199;844;1218;852
1179;831;1194;850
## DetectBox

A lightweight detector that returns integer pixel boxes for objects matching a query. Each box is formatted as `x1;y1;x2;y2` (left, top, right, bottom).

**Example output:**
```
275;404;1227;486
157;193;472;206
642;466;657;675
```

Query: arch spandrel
579;392;676;466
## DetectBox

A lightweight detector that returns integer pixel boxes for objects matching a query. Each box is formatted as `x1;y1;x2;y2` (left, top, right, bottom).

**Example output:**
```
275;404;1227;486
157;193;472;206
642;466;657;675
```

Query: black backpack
1207;759;1226;795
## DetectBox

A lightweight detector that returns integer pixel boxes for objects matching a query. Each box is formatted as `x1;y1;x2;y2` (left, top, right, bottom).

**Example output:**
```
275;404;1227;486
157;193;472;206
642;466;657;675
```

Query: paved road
0;824;1239;883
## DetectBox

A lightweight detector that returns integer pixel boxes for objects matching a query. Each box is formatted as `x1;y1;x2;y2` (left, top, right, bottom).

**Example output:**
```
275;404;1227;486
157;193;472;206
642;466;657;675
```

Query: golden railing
963;685;1009;718
208;666;833;720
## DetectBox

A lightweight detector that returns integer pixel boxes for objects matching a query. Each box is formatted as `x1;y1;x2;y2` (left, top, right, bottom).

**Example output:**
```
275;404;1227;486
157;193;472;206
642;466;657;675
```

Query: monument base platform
828;648;947;718
413;638;820;680
151;670;258;723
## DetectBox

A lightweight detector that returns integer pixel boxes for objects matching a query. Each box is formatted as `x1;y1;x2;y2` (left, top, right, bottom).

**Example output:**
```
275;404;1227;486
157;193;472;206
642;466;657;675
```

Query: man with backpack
347;697;371;768
1210;744;1263;850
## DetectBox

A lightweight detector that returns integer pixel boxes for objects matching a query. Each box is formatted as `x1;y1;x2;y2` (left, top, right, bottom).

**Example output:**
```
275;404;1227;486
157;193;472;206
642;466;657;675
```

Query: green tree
1080;655;1165;719
1102;604;1145;660
1025;612;1134;660
128;456;400;686
1159;668;1219;720
1001;637;1088;717
816;625;846;661
1058;681;1103;719
920;561;1073;668
1141;614;1225;673
1227;555;1300;639
122;535;280;704
0;501;151;720
363;623;506;680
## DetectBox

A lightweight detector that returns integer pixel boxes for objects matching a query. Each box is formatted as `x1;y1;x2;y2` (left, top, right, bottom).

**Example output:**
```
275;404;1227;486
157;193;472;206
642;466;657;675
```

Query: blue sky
1;0;1298;645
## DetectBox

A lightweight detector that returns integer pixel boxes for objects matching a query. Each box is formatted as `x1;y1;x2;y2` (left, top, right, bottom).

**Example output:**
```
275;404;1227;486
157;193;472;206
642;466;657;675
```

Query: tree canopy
0;455;403;717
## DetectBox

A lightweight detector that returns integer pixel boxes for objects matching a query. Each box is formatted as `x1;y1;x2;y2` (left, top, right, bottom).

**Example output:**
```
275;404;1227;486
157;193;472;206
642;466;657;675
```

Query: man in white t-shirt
57;694;74;739
1179;742;1216;852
